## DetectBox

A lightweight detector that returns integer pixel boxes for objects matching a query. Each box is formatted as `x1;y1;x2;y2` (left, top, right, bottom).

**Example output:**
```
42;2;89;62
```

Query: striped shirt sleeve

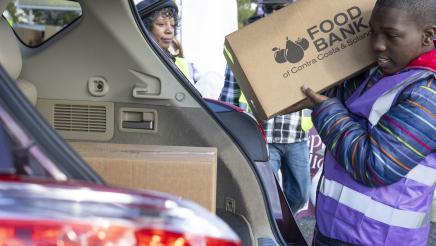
313;77;436;187
323;69;372;101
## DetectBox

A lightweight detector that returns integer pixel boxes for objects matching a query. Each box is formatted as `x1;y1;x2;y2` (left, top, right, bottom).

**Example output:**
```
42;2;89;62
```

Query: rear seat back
0;18;22;80
0;13;37;105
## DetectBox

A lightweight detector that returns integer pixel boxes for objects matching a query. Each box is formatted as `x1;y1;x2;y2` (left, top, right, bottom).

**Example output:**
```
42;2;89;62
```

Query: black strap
313;226;358;246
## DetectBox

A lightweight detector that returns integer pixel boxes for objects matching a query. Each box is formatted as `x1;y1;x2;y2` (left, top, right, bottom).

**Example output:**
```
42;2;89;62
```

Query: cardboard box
225;0;376;120
70;142;217;212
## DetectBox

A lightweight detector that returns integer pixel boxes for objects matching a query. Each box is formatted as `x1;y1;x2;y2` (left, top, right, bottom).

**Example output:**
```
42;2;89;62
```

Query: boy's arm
219;64;241;107
322;70;368;101
312;78;436;187
288;70;369;113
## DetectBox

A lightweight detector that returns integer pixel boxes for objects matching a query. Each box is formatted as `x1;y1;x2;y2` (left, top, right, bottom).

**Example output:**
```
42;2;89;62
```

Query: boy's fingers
301;86;329;104
301;86;316;99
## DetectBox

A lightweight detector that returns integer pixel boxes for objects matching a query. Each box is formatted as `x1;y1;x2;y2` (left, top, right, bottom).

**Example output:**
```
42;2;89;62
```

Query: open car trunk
1;0;307;245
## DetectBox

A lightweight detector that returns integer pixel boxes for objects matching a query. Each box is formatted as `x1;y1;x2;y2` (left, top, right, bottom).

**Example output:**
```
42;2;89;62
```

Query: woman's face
151;14;175;50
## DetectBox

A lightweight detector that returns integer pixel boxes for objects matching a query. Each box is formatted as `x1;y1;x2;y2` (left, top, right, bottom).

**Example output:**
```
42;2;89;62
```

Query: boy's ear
422;25;436;46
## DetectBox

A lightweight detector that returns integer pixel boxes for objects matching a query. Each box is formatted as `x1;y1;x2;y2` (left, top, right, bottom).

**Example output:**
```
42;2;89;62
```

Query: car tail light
0;179;241;246
0;219;241;245
135;229;240;246
0;219;133;245
256;121;267;144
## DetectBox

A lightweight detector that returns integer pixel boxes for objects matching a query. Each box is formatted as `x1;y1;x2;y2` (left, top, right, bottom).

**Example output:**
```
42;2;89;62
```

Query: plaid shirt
219;65;307;144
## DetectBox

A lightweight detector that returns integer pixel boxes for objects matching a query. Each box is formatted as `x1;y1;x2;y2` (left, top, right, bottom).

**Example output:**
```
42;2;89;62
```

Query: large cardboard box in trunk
71;142;217;212
225;0;376;120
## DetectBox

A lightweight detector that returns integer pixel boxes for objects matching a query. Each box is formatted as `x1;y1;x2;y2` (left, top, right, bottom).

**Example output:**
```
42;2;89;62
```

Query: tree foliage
31;10;80;26
4;1;80;27
237;0;256;28
6;2;20;24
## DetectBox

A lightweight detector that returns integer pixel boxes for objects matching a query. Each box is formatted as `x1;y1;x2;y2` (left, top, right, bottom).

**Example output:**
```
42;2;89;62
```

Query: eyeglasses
263;4;287;14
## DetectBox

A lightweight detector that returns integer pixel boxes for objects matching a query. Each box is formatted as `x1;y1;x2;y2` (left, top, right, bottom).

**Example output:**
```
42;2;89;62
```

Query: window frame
2;0;83;48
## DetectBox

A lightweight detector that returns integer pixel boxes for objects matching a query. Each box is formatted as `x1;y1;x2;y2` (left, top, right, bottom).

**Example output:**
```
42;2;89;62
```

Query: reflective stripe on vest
407;164;436;186
239;92;248;105
301;109;313;132
175;57;192;82
317;68;436;244
368;70;434;126
239;92;251;113
320;177;432;229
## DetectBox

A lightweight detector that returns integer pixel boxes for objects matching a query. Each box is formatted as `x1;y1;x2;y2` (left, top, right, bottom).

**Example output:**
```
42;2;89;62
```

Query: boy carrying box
300;0;435;245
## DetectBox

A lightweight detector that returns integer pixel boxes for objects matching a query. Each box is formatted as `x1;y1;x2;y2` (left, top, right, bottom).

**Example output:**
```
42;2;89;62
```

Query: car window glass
2;0;82;47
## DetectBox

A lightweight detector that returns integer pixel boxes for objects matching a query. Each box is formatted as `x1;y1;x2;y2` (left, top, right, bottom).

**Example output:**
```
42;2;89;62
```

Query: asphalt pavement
296;216;436;246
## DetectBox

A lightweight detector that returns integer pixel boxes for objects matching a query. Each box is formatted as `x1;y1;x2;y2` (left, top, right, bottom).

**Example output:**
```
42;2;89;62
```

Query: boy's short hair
375;0;436;24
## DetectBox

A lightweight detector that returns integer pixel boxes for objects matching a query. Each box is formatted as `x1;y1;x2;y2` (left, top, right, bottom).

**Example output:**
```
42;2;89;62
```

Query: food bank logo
272;37;309;64
307;6;369;52
273;6;370;66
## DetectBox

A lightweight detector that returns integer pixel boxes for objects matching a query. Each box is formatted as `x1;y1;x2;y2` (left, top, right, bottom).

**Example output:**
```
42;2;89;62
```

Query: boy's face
369;6;431;75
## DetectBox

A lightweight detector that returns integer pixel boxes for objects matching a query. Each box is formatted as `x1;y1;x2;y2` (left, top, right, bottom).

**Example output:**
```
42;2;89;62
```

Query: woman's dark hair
141;7;180;35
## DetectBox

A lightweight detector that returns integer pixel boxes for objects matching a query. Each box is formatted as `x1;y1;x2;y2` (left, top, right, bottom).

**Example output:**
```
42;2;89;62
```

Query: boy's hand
301;86;329;105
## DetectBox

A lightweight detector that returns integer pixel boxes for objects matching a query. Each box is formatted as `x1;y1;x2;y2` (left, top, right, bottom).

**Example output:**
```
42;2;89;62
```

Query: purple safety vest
316;68;436;246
